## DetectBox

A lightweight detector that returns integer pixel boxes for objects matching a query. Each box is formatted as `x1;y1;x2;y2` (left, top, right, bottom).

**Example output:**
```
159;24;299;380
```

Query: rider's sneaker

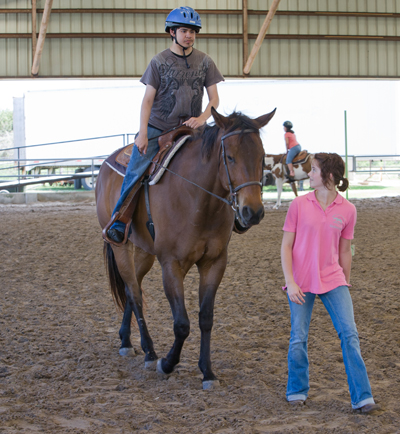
107;228;125;243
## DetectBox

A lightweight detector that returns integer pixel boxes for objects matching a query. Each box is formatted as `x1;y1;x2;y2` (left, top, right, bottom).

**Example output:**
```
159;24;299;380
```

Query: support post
243;0;281;75
242;0;249;76
31;0;53;77
31;0;37;58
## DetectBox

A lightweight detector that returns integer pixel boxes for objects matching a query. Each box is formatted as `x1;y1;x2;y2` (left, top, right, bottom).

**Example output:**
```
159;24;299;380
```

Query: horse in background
96;107;276;390
264;151;313;209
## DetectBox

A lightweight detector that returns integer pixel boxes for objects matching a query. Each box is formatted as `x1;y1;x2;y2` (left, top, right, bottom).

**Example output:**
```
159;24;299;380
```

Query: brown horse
95;107;276;389
264;152;313;209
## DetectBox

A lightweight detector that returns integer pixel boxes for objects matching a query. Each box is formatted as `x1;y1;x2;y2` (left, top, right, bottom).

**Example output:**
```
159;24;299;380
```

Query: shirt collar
308;190;343;205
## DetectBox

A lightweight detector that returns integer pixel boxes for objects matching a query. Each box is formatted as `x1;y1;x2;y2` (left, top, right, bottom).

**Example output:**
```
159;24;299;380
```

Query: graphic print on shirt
330;214;346;231
157;58;205;122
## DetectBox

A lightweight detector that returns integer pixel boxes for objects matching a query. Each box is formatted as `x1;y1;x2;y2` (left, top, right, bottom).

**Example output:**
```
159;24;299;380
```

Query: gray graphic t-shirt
140;48;224;131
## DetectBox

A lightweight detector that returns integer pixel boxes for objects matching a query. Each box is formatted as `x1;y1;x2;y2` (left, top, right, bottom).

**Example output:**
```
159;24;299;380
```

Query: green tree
0;109;13;134
0;109;13;157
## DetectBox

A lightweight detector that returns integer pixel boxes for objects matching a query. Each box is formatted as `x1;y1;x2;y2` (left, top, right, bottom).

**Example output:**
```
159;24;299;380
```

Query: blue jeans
286;285;375;409
286;144;301;164
110;125;162;232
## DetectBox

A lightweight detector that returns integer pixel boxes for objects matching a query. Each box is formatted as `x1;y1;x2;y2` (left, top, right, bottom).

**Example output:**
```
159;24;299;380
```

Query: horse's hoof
119;347;136;357
144;359;158;370
202;380;220;390
156;359;171;377
273;205;279;210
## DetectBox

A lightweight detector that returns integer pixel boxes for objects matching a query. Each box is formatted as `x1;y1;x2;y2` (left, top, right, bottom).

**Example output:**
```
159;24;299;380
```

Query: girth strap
143;177;155;241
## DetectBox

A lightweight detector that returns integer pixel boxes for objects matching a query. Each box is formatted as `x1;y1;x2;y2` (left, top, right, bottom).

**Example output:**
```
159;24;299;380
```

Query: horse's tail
104;242;126;312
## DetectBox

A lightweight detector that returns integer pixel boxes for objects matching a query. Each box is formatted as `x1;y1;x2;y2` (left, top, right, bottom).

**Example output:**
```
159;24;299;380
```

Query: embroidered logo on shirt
330;214;345;230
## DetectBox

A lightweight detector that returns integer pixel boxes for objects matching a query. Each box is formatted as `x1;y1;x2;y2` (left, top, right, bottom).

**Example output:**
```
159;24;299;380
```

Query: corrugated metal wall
0;0;399;78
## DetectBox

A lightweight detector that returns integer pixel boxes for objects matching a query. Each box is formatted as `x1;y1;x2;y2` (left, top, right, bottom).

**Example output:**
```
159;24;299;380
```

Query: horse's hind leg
290;182;298;197
119;302;135;356
133;246;158;369
197;251;228;389
112;244;158;368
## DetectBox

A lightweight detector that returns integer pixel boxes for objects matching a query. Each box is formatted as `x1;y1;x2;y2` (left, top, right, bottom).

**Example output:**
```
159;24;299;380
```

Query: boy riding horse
107;6;224;244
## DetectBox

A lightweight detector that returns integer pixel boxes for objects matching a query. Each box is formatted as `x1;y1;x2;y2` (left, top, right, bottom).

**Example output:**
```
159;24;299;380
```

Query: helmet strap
171;29;193;69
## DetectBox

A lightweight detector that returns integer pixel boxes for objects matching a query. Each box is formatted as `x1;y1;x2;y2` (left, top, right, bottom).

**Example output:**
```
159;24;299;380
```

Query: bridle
219;129;262;220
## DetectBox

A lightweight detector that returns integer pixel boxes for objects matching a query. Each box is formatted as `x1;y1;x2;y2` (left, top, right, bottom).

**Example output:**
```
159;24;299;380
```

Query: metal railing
0;133;134;191
347;155;400;174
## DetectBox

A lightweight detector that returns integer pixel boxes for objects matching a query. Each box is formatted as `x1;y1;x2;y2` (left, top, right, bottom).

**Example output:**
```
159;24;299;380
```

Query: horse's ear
255;108;277;129
211;107;228;129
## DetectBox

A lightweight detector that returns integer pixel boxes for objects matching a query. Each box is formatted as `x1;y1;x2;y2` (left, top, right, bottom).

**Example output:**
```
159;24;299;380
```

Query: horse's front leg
197;250;228;389
157;261;190;376
274;177;284;209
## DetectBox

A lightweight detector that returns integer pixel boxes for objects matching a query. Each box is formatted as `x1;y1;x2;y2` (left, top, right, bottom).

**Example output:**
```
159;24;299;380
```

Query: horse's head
211;107;276;228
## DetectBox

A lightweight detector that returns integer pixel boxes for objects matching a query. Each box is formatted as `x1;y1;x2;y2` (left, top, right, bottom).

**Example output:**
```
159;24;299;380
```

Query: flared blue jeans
286;285;375;409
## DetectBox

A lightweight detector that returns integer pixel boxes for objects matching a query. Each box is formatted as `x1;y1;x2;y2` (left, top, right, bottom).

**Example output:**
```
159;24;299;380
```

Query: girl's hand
287;282;306;305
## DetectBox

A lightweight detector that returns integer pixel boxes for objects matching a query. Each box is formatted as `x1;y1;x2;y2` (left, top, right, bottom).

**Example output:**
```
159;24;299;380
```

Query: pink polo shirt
283;191;356;294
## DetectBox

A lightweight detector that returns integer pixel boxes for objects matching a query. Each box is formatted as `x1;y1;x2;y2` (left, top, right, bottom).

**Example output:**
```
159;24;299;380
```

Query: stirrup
286;171;296;183
102;214;131;246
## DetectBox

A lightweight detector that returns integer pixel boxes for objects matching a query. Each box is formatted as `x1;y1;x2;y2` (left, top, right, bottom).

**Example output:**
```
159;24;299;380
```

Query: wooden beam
31;0;37;60
242;0;249;77
243;0;281;75
31;0;53;77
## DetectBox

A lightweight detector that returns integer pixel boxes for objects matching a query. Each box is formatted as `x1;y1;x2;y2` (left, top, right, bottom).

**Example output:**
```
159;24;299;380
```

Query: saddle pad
149;135;190;185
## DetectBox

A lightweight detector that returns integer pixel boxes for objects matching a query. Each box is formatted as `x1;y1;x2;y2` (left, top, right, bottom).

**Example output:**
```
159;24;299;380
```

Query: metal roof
0;1;399;78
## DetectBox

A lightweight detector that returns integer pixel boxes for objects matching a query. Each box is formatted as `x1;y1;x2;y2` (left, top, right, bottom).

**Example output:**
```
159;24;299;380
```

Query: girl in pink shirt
281;153;379;414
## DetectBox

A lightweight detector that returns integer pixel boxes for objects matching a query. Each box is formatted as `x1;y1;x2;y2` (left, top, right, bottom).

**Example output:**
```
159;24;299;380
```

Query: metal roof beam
3;33;399;42
1;9;399;18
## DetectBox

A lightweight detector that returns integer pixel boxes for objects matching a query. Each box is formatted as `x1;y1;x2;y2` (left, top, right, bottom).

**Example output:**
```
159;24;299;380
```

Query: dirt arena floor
1;195;400;433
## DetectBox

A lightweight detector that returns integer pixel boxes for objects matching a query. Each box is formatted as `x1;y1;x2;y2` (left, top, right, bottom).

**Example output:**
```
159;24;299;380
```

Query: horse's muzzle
240;205;265;227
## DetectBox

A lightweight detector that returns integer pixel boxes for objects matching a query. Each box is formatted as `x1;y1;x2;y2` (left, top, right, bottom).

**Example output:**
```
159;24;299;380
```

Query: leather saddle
280;150;310;165
114;126;193;177
279;150;311;183
102;126;194;245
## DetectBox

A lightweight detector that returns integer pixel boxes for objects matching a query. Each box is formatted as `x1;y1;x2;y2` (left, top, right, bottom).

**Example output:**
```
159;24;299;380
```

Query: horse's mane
199;112;260;160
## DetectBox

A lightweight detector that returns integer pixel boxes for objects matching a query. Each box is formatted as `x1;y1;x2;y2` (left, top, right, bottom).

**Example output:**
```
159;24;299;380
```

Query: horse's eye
227;156;235;163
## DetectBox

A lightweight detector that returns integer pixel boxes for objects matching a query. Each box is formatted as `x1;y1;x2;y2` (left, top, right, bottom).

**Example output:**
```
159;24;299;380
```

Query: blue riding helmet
165;6;202;33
